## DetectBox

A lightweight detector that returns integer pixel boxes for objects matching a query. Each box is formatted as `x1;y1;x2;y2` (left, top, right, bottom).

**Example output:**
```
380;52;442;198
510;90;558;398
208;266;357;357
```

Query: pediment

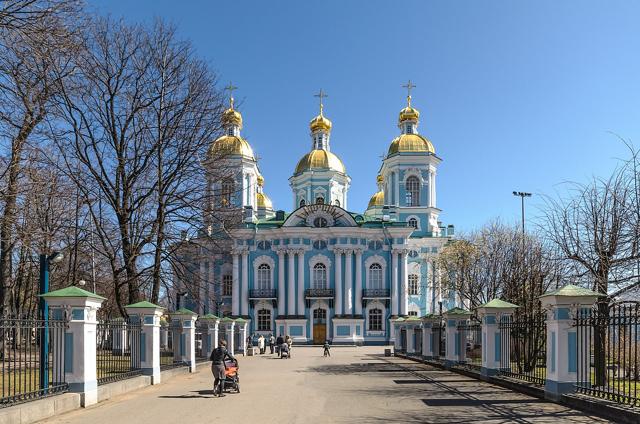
282;204;358;228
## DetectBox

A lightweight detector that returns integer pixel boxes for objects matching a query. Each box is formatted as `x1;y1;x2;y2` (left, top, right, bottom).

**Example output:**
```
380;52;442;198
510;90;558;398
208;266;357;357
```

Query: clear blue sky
89;0;640;232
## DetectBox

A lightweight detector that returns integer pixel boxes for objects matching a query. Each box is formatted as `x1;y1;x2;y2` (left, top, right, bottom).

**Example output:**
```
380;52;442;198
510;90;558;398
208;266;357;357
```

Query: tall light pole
512;191;532;237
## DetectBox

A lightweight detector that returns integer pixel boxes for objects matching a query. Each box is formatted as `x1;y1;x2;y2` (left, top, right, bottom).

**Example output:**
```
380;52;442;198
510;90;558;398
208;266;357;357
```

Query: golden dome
294;149;345;175
209;135;254;159
367;191;384;209
399;105;419;123
222;107;243;129
256;192;273;209
388;134;435;155
309;112;332;133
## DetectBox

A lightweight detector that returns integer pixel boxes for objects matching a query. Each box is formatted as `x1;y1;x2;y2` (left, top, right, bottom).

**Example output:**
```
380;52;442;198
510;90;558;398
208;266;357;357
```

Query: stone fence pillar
476;299;518;378
172;308;198;372
443;307;472;367
198;314;219;358
220;317;236;355
41;286;105;407
405;317;421;354
540;285;601;401
125;301;165;384
235;318;249;356
421;315;438;359
391;318;404;352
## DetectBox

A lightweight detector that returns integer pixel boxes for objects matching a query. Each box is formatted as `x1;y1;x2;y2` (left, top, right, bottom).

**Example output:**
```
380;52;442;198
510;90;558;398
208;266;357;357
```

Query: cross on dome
225;82;238;109
402;80;416;106
314;88;328;115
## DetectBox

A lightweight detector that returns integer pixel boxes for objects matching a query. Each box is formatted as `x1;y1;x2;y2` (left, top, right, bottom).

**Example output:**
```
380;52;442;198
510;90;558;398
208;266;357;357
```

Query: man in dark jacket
276;335;284;357
210;340;236;397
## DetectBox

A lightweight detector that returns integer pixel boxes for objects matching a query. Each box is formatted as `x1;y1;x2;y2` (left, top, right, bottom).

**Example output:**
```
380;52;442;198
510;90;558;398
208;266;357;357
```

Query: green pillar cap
39;286;106;300
199;313;219;320
234;318;247;323
125;301;164;309
219;317;234;323
539;284;604;298
173;307;197;315
478;299;519;309
443;307;471;316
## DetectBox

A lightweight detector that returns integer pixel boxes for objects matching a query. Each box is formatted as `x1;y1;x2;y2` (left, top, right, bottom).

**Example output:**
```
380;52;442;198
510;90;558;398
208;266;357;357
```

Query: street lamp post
512;191;532;237
39;251;64;391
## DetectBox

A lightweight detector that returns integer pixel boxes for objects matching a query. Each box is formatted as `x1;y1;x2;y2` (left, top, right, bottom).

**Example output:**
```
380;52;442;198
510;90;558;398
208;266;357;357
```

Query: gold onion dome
388;133;435;155
209;135;255;159
309;112;332;133
256;192;273;209
221;96;243;129
367;191;384;209
295;149;345;175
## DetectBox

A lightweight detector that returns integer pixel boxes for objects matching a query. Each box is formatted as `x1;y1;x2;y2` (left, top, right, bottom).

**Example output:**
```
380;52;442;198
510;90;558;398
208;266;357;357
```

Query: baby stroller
223;360;240;393
280;344;291;359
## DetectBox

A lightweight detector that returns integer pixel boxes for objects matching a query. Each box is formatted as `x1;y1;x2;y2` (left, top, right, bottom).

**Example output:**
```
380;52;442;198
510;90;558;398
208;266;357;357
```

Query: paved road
43;346;610;424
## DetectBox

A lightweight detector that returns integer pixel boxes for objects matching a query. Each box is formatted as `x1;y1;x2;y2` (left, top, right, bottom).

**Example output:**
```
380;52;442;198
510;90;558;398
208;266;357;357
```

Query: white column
395;172;400;206
287;250;296;316
421;318;435;358
391;250;399;316
406;327;415;354
174;311;198;372
344;249;353;316
334;249;343;316
476;303;517;377
232;252;240;316
401;250;408;316
241;251;249;316
354;249;363;316
431;169;437;208
297;249;305;316
277;250;285;316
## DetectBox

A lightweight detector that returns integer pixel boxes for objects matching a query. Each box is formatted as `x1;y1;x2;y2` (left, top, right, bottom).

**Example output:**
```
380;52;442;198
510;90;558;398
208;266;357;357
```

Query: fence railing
195;323;209;362
0;317;68;408
96;319;142;385
160;322;187;370
458;319;482;371
575;302;640;407
432;321;446;361
499;310;546;386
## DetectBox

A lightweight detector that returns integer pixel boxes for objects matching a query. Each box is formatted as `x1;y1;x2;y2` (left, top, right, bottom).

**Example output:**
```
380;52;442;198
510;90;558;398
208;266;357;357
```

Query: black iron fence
195;322;209;362
414;328;423;356
160;320;187;370
432;320;446;361
575;302;640;407
1;316;68;407
96;318;142;385
499;310;546;386
458;318;482;371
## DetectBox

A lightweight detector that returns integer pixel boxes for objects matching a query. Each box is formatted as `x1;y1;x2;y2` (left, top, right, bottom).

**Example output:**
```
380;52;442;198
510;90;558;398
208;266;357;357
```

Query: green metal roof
173;308;197;315
125;301;163;309
421;313;440;319
444;307;471;316
539;284;604;298
39;286;106;300
234;318;247;323
394;317;405;322
405;316;421;321
219;317;234;323
478;299;519;309
199;313;219;320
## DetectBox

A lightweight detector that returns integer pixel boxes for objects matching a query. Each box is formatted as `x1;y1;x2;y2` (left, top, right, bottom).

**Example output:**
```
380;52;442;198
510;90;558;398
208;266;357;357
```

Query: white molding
365;300;386;334
309;254;331;289
253;255;275;290
406;214;421;231
254;301;275;332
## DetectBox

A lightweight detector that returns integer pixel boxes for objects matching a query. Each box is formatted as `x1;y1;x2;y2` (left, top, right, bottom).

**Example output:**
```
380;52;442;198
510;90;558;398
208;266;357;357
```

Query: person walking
258;335;265;354
268;334;275;354
276;334;284;357
323;340;331;357
285;335;292;358
210;339;236;397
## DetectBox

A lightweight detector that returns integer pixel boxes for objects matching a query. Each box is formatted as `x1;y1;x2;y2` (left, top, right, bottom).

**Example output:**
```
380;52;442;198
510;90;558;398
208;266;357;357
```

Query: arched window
408;274;419;295
313;217;328;228
221;179;234;206
313;263;327;289
257;309;271;331
257;264;271;289
315;196;324;205
369;263;383;289
405;176;420;206
369;308;383;331
299;199;306;207
408;218;418;229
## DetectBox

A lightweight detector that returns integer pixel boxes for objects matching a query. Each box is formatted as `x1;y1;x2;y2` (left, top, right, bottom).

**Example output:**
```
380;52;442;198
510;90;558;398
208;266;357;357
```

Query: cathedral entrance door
313;308;327;344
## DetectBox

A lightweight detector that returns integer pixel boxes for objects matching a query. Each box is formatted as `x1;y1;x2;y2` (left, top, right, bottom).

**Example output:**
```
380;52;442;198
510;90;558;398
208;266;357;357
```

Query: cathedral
175;85;456;345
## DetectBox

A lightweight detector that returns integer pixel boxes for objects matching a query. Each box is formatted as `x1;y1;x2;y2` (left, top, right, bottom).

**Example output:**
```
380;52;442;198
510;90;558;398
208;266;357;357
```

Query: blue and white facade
175;91;457;345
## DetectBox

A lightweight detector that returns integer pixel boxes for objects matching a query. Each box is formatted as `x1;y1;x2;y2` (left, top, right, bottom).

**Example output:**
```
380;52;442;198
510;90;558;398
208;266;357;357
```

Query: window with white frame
257;264;271;289
313;263;327;289
257;309;271;331
405;176;420;206
221;179;234;206
369;308;383;331
408;310;418;317
408;218;418;229
222;275;232;296
408;274;419;295
369;263;383;289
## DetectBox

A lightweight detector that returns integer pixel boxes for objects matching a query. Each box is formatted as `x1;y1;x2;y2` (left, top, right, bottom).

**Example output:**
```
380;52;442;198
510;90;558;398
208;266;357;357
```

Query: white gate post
199;314;219;357
172;308;198;372
476;299;518;378
41;286;105;407
125;301;165;384
421;314;438;359
443;307;471;367
540;285;601;401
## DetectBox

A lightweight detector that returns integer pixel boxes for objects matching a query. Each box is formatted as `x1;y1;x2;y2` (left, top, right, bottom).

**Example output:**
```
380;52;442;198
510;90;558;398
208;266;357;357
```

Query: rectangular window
257;309;271;331
369;309;383;331
222;275;233;296
408;311;418;317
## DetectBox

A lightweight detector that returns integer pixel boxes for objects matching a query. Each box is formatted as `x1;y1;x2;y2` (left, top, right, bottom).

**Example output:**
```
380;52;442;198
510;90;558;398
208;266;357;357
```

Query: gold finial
402;80;416;107
314;88;328;116
225;82;238;109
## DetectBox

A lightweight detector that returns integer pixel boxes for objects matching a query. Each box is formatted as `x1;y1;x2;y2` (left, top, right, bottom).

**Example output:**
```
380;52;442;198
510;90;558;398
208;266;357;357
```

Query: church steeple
222;82;242;137
309;88;332;150
399;80;420;135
